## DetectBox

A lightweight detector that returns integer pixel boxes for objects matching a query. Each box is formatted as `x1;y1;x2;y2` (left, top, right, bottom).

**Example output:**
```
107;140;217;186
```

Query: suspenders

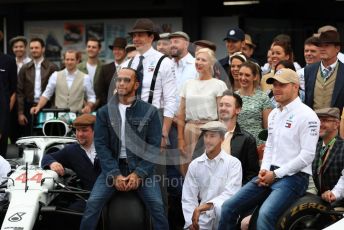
128;55;167;104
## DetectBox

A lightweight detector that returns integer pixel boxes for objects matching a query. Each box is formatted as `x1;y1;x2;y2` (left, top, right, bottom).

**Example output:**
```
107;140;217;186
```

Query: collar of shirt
80;142;96;164
197;150;227;164
140;46;155;59
64;68;79;76
174;53;194;67
277;97;301;112
34;57;44;67
321;59;338;73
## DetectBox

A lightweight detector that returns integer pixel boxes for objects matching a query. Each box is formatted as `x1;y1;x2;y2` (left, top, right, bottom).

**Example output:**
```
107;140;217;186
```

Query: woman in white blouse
177;48;227;176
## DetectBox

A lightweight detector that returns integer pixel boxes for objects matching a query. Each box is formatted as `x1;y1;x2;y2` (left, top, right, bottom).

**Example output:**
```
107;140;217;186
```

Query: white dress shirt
172;53;198;108
42;69;96;103
261;97;320;178
16;56;31;73
33;58;44;102
123;47;177;118
182;150;242;229
332;169;344;200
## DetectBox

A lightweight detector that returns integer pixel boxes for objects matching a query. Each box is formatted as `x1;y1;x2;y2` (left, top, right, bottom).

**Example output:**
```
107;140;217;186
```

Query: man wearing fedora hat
125;18;176;150
242;34;256;59
304;30;344;114
94;37;127;108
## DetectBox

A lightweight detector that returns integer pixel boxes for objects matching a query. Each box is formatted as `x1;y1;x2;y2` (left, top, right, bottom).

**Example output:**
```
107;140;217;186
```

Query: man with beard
80;67;168;230
17;37;58;136
193;90;259;184
182;121;242;230
78;38;103;87
219;68;320;230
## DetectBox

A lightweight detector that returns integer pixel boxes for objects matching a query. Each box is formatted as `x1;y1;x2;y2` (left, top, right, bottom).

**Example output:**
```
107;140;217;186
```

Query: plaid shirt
312;136;344;195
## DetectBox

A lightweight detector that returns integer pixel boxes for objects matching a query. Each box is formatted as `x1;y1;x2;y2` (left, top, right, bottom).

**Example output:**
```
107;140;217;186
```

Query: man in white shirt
182;121;242;230
31;50;96;114
125;18;177;149
219;68;320;230
17;37;59;136
9;36;31;73
77;38;103;87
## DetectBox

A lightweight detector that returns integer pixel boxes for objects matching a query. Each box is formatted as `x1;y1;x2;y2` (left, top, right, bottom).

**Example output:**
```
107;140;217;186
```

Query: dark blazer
304;61;344;112
0;53;17;140
193;123;260;184
312;136;344;195
17;59;58;114
41;143;101;190
94;62;117;108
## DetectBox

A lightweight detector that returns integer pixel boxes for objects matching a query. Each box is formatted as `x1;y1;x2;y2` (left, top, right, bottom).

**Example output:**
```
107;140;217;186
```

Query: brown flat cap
194;39;217;52
318;30;341;45
128;18;159;41
9;36;28;47
73;114;96;127
315;107;340;119
200;121;227;134
108;37;127;50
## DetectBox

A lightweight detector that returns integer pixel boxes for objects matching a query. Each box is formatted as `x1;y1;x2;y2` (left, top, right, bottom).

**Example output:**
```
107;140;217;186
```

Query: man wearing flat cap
309;107;344;204
95;37;127;108
182;121;242;230
304;30;344;113
157;32;171;56
9;36;31;73
219;68;320;230
41;114;100;192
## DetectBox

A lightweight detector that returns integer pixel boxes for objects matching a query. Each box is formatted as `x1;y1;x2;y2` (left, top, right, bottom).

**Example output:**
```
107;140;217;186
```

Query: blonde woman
177;48;227;176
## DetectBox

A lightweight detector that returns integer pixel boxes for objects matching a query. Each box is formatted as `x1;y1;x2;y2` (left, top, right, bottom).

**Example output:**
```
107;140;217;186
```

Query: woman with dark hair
236;61;273;146
260;40;294;92
229;52;247;91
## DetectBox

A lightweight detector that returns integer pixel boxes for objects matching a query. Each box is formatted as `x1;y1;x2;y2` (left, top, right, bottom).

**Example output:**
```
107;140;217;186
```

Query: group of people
1;17;344;230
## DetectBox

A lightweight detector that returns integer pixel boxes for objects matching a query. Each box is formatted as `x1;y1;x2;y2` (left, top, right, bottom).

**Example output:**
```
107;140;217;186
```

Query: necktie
322;66;332;80
136;55;144;98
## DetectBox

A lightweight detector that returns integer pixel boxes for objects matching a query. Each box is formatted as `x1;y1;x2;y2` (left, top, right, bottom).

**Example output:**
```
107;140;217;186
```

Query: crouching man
182;121;242;230
79;67;168;230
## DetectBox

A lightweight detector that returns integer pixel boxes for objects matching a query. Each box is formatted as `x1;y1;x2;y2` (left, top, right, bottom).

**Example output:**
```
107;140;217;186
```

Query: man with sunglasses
311;107;344;203
80;67;168;230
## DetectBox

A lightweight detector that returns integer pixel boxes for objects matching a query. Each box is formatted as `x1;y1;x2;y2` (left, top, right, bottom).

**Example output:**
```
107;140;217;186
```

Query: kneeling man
182;121;242;230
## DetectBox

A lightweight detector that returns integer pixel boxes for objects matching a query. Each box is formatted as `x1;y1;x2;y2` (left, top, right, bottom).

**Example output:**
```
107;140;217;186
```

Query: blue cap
223;27;245;41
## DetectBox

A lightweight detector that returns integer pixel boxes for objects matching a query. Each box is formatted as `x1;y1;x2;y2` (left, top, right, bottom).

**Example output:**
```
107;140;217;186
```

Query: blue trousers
218;172;309;230
80;162;169;230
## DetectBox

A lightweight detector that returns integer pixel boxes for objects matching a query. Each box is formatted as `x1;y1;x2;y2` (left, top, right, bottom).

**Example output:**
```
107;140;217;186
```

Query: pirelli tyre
276;193;340;230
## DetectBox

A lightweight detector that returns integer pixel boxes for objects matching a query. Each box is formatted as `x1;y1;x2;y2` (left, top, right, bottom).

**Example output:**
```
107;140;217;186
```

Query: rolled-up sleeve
84;74;96;103
160;58;177;118
42;71;57;100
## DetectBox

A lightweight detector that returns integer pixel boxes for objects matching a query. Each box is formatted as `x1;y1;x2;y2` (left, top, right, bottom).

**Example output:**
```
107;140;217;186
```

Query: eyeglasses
319;118;338;123
116;77;131;83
